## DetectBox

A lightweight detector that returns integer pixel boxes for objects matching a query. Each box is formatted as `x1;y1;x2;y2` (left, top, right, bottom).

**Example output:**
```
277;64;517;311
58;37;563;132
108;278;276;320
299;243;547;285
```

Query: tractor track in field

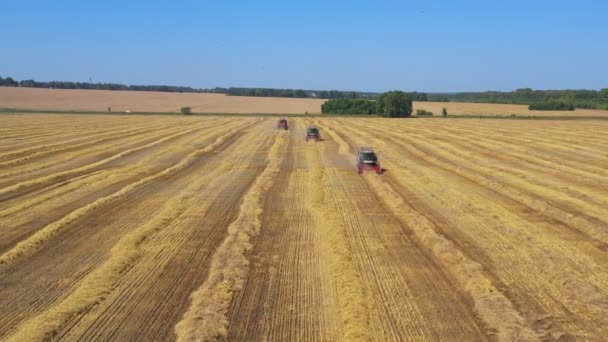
223;119;491;341
223;121;342;341
175;125;288;341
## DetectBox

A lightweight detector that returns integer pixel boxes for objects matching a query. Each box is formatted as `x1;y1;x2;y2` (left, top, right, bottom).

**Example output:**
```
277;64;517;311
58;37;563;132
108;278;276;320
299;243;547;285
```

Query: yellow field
1;114;608;341
414;101;608;117
0;87;325;114
2;87;608;117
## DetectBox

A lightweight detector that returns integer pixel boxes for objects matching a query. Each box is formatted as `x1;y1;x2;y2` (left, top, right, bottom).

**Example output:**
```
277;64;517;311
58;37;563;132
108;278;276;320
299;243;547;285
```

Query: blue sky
1;0;606;92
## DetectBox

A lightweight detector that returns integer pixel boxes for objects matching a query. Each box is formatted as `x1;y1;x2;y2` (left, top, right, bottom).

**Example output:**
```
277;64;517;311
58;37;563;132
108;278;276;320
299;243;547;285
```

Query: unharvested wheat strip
0;119;237;224
174;129;288;341
0;123;255;266
318;121;538;341
332;120;608;338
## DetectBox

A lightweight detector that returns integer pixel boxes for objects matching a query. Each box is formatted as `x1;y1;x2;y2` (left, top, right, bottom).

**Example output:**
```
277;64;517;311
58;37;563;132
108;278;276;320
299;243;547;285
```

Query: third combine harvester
277;118;289;130
357;147;383;174
306;125;321;142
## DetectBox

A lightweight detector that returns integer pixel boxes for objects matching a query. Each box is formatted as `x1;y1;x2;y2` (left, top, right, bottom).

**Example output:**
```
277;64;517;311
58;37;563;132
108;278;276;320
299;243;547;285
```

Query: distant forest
1;75;607;109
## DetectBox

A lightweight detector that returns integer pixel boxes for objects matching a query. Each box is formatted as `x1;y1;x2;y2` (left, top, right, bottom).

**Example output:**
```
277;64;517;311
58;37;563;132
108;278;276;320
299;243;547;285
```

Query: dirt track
1;114;607;341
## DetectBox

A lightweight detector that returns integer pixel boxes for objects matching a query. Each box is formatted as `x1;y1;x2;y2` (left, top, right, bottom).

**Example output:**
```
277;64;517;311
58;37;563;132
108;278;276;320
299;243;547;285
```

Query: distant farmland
414;101;608;117
2;87;608;116
0;87;325;114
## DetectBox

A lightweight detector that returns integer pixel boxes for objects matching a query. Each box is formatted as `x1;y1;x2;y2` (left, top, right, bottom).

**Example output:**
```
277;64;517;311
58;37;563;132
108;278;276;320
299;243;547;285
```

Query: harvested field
1;114;608;341
414;101;608;117
0;87;325;114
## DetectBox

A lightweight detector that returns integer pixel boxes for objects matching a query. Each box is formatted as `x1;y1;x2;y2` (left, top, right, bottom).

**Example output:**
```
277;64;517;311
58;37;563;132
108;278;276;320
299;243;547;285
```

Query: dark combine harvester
357;147;382;174
277;118;288;130
306;125;321;142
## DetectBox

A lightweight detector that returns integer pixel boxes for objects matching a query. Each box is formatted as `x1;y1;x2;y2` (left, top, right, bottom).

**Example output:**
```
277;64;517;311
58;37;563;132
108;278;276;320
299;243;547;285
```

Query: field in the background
415;101;608;117
0;87;325;114
3;87;608;117
1;114;608;341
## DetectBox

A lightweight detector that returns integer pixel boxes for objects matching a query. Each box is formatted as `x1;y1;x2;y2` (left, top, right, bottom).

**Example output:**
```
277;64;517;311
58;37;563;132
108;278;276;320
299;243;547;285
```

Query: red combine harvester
357;147;382;174
305;125;321;142
277;118;288;130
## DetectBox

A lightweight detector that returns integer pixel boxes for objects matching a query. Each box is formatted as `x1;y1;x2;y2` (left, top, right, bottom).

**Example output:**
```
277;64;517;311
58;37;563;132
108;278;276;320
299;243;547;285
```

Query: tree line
221;87;380;99
321;91;413;117
2;74;605;109
0;75;208;93
0;75;428;101
528;101;574;111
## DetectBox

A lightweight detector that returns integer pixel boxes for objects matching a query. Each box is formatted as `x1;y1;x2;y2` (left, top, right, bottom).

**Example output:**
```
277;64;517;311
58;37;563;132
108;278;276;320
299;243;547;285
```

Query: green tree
600;88;608;98
381;91;412;117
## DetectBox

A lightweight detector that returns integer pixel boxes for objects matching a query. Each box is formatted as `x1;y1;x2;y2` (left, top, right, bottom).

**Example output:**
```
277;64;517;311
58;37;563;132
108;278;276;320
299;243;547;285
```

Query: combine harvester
277;118;289;130
357;147;383;174
305;125;321;142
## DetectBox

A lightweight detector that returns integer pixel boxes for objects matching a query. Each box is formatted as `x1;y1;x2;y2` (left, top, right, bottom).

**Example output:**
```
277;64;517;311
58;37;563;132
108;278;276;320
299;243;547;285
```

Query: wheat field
0;87;325;114
1;114;607;340
2;87;608;117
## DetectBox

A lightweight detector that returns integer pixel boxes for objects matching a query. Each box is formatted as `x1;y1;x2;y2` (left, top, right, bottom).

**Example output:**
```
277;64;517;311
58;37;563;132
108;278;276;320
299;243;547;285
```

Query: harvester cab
306;126;321;142
277;118;288;130
357;147;382;174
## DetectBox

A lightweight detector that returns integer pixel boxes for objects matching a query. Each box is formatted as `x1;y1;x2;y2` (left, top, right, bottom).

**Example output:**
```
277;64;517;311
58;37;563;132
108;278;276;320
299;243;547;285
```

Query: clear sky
1;0;606;92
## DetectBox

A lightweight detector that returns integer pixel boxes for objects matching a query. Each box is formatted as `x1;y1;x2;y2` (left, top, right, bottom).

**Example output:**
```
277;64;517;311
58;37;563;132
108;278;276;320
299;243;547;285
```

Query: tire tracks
175;128;288;341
